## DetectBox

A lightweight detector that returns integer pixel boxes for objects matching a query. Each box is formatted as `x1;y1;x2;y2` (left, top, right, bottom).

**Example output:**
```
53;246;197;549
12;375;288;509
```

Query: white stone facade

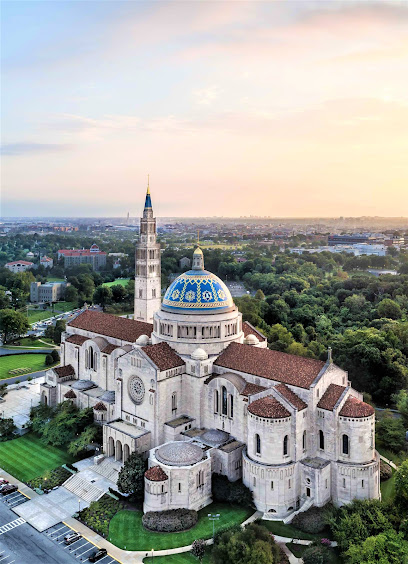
41;187;380;519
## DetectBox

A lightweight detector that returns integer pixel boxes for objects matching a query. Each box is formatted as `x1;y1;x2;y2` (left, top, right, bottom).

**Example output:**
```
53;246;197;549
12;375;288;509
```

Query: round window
128;376;145;405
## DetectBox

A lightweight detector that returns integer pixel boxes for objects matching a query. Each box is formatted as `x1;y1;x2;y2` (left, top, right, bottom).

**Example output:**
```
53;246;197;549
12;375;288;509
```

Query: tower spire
144;175;152;210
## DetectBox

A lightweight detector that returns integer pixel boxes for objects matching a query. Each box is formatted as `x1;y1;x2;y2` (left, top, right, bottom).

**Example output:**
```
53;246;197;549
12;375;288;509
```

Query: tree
41;403;94;447
395;460;408;508
64;285;78;303
268;324;294;352
302;544;330;564
0;418;16;441
254;289;265;301
191;539;206;562
211;522;280;564
345;529;408;564
376;413;406;453
93;286;112;310
377;298;402;320
111;284;127;303
53;320;66;345
0;309;29;344
117;452;146;501
396;389;408;427
68;425;102;456
45;354;54;366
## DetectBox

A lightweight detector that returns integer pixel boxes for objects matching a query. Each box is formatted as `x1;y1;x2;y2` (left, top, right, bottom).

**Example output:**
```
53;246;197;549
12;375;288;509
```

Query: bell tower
134;178;161;322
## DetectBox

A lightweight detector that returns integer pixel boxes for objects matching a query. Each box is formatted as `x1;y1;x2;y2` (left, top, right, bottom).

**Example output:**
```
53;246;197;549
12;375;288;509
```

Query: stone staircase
283;497;314;524
62;474;105;503
90;458;120;485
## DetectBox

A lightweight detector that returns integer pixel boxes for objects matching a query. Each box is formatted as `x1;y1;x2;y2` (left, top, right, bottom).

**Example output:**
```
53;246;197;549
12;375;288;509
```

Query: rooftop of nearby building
242;321;267;341
317;383;346;411
6;260;34;266
275;383;307;411
145;466;168;481
214;342;326;389
68;311;153;342
54;364;75;378
248;395;291;419
65;334;90;345
165;415;194;428
142;341;184;371
339;396;375;418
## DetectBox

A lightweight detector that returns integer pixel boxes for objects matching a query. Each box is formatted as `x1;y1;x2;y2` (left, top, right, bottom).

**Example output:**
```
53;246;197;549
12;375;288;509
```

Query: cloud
1;142;72;156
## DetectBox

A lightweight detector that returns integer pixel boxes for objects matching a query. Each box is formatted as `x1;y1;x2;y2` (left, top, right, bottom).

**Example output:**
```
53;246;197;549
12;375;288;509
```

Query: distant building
179;256;191;269
58;244;106;270
30;281;70;303
40;256;54;268
290;244;386;257
328;235;373;246
26;251;35;259
5;260;34;273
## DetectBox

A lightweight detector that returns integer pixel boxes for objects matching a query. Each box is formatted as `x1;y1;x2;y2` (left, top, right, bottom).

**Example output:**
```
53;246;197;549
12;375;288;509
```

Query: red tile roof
94;401;107;411
339;396;375;418
241;383;266;397
54;364;75;378
145;466;168;481
214;342;325;389
64;389;77;399
142;342;184;371
65;334;90;345
242;321;267;341
317;384;346;411
248;396;291;419
68;311;153;342
275;383;307;411
101;344;119;354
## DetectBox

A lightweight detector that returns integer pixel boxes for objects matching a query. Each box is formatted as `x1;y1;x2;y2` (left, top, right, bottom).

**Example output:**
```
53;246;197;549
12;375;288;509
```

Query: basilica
40;185;380;520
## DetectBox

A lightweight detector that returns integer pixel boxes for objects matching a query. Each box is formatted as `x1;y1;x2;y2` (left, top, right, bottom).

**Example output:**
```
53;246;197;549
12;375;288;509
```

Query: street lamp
208;513;220;541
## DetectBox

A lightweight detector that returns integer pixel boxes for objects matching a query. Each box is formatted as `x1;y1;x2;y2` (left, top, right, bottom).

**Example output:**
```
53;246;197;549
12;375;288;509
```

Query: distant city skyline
2;1;408;217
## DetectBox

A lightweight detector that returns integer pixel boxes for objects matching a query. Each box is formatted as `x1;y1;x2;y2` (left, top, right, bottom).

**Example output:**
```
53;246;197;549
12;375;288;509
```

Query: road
0;500;74;564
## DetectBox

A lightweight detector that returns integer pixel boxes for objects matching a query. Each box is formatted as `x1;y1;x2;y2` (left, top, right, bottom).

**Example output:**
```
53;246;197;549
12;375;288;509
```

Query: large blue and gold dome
162;247;234;315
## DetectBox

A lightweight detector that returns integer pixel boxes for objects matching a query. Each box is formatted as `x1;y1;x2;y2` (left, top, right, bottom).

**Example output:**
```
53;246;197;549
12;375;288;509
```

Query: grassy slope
102;278;131;288
261;519;325;540
108;503;252;551
380;471;396;502
0;353;51;380
6;337;54;349
0;433;75;481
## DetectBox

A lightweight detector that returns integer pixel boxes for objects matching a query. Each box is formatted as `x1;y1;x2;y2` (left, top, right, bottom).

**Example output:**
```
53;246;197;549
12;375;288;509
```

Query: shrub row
142;508;198;533
78;494;124;538
28;466;71;490
291;505;330;534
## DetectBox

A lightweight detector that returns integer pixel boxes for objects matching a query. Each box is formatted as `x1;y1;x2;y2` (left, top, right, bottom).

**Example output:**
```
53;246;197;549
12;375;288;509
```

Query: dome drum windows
255;434;261;456
342;434;349;456
283;435;289;457
319;430;325;451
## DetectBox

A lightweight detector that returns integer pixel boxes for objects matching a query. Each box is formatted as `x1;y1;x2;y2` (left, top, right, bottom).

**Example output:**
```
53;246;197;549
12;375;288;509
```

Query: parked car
0;479;9;485
1;484;18;495
88;548;108;562
64;532;82;545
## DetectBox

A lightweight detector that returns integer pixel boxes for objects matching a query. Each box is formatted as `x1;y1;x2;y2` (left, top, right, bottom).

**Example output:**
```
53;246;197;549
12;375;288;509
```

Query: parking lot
1;490;28;510
0;549;16;564
44;523;121;564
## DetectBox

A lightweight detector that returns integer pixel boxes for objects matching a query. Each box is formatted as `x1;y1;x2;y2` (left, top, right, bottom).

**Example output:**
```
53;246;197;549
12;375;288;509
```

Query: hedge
142;508;198;533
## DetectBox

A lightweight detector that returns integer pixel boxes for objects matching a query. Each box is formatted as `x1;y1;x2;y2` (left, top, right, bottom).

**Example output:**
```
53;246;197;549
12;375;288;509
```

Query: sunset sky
1;1;408;218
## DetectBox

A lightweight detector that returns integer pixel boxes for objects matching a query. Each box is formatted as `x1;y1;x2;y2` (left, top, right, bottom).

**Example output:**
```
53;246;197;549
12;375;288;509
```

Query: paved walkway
379;454;398;470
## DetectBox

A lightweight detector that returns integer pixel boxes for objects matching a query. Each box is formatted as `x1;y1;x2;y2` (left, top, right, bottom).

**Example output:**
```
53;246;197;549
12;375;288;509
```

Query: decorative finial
147;174;150;195
328;346;333;363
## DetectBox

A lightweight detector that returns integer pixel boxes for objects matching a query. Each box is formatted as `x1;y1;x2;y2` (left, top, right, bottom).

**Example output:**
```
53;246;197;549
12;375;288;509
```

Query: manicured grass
108;503;252;551
7;337;54;349
46;277;65;283
261;519;323;540
27;309;53;323
381;471;396;502
0;353;52;380
143;551;213;563
0;433;75;481
102;278;131;288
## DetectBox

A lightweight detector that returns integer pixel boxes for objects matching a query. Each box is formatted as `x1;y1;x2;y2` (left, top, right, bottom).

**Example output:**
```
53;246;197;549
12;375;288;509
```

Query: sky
1;0;408;218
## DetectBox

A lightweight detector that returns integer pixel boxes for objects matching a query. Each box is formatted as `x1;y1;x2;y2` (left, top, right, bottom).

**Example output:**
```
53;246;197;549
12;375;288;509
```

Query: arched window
303;430;306;451
222;386;228;415
172;392;177;412
93;351;97;371
319;430;324;450
342;434;349;455
283;435;289;456
229;395;234;418
214;390;219;413
88;346;94;370
255;433;261;455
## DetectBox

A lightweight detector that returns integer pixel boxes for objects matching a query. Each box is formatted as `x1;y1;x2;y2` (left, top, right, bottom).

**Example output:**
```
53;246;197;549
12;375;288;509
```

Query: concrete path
379;454;398;470
0;376;45;426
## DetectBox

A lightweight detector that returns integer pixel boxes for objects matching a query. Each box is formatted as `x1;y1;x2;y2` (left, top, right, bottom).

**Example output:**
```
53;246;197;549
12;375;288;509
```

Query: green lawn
0;433;75;481
286;542;308;558
261;519;324;541
102;278;131;288
108;503;252;551
377;445;407;466
46;277;66;283
27;309;53;324
0;353;54;380
381;471;396;502
6;337;54;349
143;551;212;563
